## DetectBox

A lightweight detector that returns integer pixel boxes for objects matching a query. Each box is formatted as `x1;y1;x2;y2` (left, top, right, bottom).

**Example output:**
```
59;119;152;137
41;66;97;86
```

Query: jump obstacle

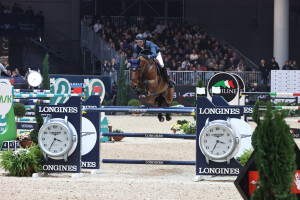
4;72;300;177
241;92;300;96
1;77;107;147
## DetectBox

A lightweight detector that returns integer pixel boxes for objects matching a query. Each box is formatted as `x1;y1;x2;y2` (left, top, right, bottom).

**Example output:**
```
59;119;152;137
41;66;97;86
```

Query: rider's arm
148;42;158;59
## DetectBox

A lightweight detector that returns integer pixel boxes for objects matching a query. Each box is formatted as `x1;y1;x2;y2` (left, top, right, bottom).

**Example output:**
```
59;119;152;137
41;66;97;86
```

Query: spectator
269;57;279;70
291;60;298;70
14;68;22;77
190;49;198;62
111;58;118;72
181;58;190;70
259;59;269;86
94;19;102;33
282;61;293;70
110;81;117;107
154;20;165;34
11;71;17;77
6;70;12;77
102;60;109;74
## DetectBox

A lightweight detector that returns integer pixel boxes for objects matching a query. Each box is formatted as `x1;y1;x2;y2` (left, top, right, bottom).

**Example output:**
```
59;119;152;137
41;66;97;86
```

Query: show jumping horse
126;55;174;122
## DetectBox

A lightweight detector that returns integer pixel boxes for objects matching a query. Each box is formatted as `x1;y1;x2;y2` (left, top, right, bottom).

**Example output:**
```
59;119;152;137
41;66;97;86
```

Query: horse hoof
166;115;172;121
159;117;165;122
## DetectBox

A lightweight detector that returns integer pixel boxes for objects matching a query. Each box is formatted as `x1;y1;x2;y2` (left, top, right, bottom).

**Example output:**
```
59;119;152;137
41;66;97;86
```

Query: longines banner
0;14;37;37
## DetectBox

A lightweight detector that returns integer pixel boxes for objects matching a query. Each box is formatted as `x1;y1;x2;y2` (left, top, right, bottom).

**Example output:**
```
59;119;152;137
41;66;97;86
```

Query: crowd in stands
85;18;253;73
83;17;299;87
0;61;22;77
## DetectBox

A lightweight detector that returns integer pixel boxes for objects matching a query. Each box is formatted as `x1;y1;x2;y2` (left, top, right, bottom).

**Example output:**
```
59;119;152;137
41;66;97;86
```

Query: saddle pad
128;59;140;67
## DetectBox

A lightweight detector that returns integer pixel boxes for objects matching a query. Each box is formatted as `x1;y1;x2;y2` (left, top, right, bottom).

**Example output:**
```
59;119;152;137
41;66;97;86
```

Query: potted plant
19;132;34;148
171;123;182;134
0;145;43;176
112;129;125;141
13;103;27;121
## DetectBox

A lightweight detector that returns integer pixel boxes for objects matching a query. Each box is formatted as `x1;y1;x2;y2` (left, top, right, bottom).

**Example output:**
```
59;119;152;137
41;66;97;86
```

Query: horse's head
126;58;143;90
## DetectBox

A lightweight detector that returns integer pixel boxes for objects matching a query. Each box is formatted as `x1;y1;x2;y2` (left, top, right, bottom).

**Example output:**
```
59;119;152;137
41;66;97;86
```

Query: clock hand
212;140;219;152
56;138;63;142
218;140;225;144
49;138;56;150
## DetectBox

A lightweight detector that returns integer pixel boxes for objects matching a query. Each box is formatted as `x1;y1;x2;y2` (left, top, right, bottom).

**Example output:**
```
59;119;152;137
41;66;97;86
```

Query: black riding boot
161;67;175;88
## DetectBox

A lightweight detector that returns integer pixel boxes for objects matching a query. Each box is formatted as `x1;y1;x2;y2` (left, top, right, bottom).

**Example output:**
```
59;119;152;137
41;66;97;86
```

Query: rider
133;33;175;88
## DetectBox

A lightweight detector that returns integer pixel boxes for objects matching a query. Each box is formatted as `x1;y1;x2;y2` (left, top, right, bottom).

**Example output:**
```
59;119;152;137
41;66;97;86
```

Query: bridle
130;57;153;86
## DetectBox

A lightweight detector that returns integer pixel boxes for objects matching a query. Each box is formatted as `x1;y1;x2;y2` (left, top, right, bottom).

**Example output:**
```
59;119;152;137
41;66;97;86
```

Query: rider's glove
148;55;151;59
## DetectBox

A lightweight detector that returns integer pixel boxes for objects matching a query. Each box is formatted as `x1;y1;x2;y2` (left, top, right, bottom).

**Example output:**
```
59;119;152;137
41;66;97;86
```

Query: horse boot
161;67;175;88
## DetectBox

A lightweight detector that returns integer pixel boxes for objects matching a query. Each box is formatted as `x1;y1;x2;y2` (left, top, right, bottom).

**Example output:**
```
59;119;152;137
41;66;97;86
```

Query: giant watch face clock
26;68;42;87
199;118;240;164
38;116;76;162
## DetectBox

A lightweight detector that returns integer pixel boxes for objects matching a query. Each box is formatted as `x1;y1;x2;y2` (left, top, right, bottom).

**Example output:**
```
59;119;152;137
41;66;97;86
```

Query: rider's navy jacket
134;40;160;59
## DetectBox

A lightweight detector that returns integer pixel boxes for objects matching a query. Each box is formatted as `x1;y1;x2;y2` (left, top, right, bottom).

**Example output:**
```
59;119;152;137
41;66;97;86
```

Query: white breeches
156;52;164;68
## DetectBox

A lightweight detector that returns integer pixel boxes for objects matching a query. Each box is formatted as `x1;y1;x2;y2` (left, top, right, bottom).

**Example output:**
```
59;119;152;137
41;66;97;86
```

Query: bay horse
126;55;174;122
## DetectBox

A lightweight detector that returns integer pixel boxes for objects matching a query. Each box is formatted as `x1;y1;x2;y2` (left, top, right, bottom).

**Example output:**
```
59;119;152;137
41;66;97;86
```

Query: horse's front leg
158;113;164;122
165;113;172;121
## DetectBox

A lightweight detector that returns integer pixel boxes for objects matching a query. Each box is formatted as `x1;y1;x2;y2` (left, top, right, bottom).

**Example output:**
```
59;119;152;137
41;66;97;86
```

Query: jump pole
102;132;196;139
14;99;51;104
102;159;195;165
241;92;300;96
84;108;195;114
15;93;85;98
14;89;51;93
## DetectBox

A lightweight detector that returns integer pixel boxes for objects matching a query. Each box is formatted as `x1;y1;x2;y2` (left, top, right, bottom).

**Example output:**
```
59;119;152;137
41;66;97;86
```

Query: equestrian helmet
136;34;145;42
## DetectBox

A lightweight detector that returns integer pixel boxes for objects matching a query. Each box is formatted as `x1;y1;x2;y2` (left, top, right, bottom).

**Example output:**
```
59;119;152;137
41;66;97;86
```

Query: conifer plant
251;101;296;200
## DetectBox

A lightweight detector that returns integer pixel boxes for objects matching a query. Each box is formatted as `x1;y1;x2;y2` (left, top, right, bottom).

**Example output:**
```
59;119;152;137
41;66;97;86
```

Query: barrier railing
125;70;263;86
81;25;122;74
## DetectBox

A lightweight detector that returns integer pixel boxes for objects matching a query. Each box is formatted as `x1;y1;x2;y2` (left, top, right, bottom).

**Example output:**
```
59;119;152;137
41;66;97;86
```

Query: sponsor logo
42;165;77;171
0;95;12;103
211;133;224;137
82;105;97;109
129;109;146;113
81;162;96;168
243;107;253;114
0;81;13;115
146;160;164;165
207;73;239;103
21;124;35;129
145;134;163;138
213;80;235;89
182;92;195;98
38;106;78;113
198;108;240;115
199;167;239;174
